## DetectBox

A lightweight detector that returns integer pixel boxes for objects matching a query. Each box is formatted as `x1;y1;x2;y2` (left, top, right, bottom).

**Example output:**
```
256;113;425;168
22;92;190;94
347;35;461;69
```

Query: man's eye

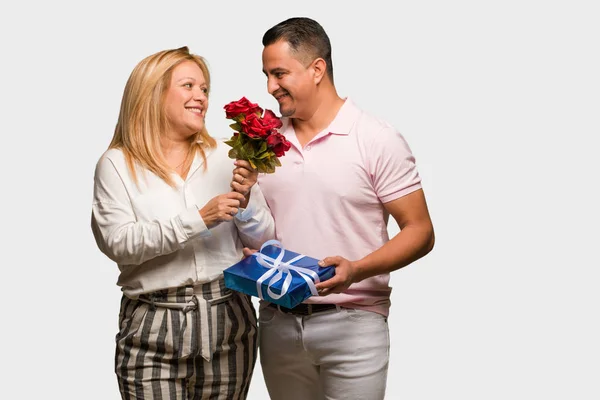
275;73;284;79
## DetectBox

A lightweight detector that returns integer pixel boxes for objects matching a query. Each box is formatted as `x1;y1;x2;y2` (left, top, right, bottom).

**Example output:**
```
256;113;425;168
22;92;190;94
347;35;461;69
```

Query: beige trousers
259;304;390;400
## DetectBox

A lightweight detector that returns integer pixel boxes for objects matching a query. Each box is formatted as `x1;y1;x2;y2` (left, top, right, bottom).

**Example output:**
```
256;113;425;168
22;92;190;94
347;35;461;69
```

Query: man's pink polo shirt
257;98;422;316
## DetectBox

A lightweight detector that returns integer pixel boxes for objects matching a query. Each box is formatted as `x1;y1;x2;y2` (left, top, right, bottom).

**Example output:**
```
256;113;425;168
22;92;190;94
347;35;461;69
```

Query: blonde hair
109;46;217;187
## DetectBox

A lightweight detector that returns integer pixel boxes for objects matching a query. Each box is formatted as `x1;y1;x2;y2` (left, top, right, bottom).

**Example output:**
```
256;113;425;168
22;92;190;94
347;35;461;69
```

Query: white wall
2;0;598;399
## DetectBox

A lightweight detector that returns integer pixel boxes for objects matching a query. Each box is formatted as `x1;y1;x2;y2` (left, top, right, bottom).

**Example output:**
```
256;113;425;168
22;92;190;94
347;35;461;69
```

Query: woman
91;46;274;399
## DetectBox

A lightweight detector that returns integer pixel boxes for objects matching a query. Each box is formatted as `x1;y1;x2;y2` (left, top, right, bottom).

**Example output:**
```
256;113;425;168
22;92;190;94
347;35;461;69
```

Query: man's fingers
234;159;255;171
316;275;340;291
230;181;242;192
318;256;340;267
234;172;247;182
233;169;250;180
230;181;250;195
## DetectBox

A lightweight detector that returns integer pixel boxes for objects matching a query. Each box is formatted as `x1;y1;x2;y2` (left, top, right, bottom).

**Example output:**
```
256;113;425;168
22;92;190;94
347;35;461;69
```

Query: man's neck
292;92;345;147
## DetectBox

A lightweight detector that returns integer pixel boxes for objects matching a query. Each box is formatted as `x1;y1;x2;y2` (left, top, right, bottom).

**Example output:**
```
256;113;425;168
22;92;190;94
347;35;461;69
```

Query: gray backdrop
2;0;598;399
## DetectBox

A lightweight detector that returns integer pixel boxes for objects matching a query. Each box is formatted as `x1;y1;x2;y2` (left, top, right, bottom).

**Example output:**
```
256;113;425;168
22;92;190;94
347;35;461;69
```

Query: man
255;17;435;399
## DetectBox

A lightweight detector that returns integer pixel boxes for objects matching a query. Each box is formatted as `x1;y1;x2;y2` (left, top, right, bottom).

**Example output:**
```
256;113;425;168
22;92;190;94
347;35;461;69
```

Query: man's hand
315;256;359;295
242;247;257;258
231;160;258;208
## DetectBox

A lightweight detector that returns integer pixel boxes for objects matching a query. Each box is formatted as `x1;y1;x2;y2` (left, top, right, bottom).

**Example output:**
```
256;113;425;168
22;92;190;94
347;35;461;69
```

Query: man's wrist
239;193;250;209
352;259;371;283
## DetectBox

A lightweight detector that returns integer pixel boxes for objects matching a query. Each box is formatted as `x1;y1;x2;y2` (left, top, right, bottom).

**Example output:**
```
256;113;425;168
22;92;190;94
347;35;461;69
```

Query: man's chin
280;107;295;118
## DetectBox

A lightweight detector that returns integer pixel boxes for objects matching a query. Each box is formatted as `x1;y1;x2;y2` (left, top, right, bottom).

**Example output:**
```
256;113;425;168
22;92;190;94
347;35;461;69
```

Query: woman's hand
198;192;246;229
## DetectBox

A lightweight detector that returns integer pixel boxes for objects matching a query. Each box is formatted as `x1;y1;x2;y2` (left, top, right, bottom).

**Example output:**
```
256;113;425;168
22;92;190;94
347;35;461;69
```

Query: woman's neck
161;135;190;155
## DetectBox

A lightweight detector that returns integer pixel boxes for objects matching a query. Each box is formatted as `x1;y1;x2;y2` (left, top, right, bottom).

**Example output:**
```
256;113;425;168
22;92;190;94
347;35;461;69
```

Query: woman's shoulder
97;148;126;166
94;148;127;177
102;147;125;160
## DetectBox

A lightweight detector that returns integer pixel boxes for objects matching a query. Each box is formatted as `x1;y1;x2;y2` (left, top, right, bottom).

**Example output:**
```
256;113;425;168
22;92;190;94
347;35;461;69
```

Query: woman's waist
117;256;240;299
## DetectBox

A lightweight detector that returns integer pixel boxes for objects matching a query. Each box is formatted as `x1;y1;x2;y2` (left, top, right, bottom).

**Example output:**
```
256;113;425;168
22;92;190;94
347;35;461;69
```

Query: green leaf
264;163;276;173
259;141;268;153
252;159;263;170
243;141;255;157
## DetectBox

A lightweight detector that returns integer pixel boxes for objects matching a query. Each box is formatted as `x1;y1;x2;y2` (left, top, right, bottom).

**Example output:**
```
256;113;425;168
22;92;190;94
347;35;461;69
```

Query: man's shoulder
352;110;398;146
356;112;393;131
345;99;396;136
346;101;414;156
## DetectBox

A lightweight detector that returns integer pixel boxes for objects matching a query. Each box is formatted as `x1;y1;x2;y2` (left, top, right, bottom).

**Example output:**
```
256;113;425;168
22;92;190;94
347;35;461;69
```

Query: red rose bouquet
223;97;291;173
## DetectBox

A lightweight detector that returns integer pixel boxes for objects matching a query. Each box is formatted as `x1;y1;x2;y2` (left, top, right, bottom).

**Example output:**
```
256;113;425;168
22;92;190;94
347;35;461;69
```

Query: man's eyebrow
263;68;287;76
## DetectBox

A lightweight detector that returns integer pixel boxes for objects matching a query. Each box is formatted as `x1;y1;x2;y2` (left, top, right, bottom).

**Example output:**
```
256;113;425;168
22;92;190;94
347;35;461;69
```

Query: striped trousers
115;279;258;400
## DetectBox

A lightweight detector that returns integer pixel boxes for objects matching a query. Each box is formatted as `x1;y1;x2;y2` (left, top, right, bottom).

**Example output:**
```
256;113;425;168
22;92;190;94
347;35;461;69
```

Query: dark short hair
263;17;334;83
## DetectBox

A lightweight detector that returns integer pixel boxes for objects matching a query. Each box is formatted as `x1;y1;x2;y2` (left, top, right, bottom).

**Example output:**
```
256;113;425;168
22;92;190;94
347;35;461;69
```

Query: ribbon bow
253;240;321;300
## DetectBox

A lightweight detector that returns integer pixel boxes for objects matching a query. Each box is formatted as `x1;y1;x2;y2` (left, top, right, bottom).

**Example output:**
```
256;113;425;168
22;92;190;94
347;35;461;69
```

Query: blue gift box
223;240;335;309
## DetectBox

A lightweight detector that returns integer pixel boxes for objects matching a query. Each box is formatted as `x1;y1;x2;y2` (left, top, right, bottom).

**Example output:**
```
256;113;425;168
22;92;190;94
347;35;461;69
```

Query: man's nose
267;77;279;95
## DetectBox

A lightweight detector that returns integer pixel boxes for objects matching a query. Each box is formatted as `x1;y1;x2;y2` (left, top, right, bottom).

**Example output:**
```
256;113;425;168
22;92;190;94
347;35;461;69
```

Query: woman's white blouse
91;142;275;298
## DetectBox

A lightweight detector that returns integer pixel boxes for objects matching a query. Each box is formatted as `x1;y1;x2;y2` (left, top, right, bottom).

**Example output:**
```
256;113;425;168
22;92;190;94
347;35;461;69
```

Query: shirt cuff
235;204;255;222
235;189;258;222
180;206;211;239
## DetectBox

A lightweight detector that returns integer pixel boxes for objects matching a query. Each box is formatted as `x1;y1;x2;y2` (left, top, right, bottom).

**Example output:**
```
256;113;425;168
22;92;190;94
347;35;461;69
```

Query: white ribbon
253;240;321;300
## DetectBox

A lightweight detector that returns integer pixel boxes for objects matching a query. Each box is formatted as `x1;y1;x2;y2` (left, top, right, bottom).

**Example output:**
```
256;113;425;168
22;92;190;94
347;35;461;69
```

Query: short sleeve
367;126;422;203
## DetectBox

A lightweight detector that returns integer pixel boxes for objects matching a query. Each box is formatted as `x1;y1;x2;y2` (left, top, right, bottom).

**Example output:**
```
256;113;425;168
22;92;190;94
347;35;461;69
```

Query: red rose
266;132;291;157
223;97;289;173
224;97;263;119
261;109;283;130
240;113;271;138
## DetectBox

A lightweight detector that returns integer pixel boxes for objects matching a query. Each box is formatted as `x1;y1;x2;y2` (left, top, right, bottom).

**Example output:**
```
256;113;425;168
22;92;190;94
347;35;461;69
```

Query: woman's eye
201;87;208;94
183;83;192;88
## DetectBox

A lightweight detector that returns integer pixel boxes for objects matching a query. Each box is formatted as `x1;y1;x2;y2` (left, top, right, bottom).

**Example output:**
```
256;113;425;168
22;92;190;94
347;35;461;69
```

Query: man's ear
311;58;327;84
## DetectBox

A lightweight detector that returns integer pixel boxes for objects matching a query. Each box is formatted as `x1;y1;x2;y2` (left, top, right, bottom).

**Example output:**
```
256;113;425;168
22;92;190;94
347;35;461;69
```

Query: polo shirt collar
279;97;360;139
327;97;359;136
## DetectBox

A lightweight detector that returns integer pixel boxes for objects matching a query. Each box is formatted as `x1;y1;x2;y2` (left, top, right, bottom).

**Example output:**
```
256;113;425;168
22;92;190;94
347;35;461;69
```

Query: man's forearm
353;223;435;282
